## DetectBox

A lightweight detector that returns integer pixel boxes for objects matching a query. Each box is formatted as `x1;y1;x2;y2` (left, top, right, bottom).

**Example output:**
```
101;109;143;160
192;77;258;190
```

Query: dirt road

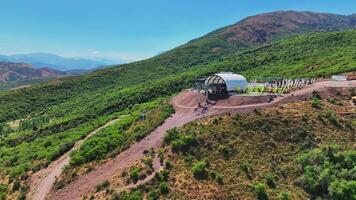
27;117;123;200
35;80;355;200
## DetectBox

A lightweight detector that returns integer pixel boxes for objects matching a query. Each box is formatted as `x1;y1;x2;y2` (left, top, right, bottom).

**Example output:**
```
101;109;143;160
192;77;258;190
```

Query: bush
239;162;253;179
102;180;110;188
218;145;230;159
164;128;196;152
209;170;223;184
143;157;153;169
278;191;291;200
16;192;26;200
296;146;356;199
0;193;5;200
265;173;276;188
165;160;173;169
158;149;164;164
95;180;110;192
147;189;159;200
192;161;208;180
111;191;142;200
130;168;140;183
253;183;268;200
159;182;170;195
12;181;20;192
0;184;7;193
215;173;224;185
311;98;323;108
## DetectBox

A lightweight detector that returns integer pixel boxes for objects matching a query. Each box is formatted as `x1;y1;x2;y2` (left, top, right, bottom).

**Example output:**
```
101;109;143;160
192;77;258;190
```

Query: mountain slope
0;30;354;181
106;95;355;200
0;11;353;119
0;53;108;71
166;10;356;67
0;62;65;83
0;11;355;199
0;29;355;124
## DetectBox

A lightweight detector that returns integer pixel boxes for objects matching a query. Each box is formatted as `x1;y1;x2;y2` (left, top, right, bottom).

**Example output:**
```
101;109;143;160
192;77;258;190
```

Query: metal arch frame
205;75;227;95
206;75;226;87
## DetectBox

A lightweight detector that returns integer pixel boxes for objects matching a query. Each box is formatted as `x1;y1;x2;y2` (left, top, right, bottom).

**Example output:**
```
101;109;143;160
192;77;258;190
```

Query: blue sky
0;0;355;63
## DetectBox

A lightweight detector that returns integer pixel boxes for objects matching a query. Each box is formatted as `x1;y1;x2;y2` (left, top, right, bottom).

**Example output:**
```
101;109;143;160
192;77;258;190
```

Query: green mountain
0;10;355;199
0;29;355;124
0;11;355;123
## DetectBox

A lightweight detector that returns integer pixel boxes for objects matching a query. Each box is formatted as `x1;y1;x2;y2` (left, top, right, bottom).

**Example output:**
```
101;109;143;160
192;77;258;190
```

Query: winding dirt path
27;117;123;200
32;80;355;200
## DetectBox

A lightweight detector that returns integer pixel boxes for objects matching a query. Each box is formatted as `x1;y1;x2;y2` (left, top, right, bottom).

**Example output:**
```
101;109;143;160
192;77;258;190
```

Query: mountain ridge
0;52;110;71
0;61;66;83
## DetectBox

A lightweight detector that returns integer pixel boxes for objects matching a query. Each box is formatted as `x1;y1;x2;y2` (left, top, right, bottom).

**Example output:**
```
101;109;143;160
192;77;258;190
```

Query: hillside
0;30;355;124
0;11;355;199
0;11;354;121
91;92;355;200
0;62;65;83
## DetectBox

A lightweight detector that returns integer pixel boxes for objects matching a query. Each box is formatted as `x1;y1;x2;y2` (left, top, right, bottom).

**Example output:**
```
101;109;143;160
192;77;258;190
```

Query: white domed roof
205;72;248;91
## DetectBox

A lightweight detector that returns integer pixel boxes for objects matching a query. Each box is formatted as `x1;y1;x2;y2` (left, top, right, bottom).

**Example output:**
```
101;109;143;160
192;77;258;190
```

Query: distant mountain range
0;61;66;83
0;53;110;71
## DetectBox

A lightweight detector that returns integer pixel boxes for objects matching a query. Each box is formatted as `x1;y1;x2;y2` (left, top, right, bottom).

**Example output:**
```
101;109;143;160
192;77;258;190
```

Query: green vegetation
296;146;356;199
253;183;268;200
153;96;355;199
0;184;7;200
95;180;110;192
0;26;355;199
191;161;208;180
70;98;174;166
1;30;355;124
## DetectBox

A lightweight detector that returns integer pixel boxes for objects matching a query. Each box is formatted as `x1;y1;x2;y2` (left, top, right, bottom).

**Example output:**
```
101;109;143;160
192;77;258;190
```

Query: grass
112;93;355;200
0;30;355;199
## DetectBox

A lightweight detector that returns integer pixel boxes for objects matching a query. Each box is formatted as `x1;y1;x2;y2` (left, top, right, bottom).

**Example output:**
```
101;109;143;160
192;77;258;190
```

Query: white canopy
205;72;248;92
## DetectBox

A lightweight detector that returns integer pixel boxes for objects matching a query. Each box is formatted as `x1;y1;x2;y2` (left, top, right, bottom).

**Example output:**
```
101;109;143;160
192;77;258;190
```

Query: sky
0;0;355;63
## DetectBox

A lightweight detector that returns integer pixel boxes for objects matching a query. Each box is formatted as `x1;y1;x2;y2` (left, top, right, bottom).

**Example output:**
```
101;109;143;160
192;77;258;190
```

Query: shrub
311;98;323;108
0;193;5;200
209;170;223;184
265;173;276;188
143;157;153;169
16;192;26;200
130;168;140;183
328;180;356;200
215;173;224;185
296;146;356;199
0;184;7;193
239;162;253;179
147;189;159;200
95;180;109;192
165;160;173;169
112;191;142;200
164;128;196;152
111;192;120;200
312;91;321;99
253;183;268;200
102;180;110;188
12;181;20;192
158;149;164;164
278;191;291;200
218;145;230;159
192;161;208;180
160;170;169;181
159;182;170;195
